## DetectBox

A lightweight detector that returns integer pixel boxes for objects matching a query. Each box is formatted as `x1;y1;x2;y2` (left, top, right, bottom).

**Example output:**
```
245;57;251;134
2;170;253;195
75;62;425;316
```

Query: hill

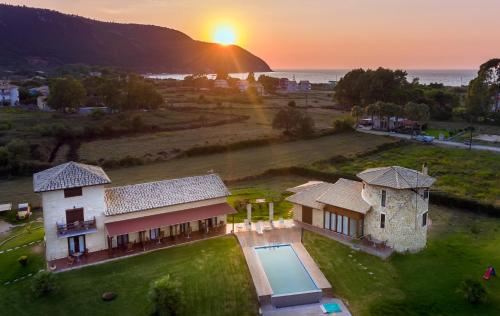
0;5;271;73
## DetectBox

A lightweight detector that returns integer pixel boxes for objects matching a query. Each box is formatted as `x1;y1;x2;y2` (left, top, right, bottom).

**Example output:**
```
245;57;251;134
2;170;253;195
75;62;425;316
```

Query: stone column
269;202;274;223
246;203;252;221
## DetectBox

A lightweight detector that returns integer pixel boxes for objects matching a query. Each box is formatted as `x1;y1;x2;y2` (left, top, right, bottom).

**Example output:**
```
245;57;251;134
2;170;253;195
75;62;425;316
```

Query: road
356;128;500;153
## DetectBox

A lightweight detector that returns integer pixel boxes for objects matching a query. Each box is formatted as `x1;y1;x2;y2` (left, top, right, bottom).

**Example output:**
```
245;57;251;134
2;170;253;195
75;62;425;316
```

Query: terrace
49;225;227;271
56;217;97;237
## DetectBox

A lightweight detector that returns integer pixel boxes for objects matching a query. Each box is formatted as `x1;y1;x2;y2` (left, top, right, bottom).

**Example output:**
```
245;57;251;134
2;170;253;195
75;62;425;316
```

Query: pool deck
234;221;332;302
261;298;352;316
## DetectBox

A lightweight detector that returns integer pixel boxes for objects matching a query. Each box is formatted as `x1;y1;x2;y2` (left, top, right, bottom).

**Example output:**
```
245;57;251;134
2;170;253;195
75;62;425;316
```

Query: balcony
57;217;97;238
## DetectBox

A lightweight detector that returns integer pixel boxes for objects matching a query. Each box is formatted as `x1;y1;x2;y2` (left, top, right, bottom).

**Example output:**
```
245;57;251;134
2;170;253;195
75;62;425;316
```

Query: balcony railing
57;217;97;237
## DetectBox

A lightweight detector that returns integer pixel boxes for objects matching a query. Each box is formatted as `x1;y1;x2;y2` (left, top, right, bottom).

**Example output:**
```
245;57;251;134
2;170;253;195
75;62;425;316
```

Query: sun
213;25;237;46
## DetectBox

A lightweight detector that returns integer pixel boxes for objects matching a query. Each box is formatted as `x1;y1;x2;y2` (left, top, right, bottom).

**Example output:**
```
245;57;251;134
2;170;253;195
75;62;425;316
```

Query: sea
148;69;477;87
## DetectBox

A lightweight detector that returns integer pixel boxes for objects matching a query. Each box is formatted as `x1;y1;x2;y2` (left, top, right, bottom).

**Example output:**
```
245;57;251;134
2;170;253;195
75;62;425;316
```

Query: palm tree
365;102;380;129
351;105;363;126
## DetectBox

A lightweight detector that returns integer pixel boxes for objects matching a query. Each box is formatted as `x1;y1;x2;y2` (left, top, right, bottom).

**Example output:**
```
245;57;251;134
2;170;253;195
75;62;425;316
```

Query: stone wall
362;183;429;252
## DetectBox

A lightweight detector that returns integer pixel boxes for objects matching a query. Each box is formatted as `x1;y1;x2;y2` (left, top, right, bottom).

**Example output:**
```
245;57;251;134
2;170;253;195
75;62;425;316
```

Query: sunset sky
6;0;500;69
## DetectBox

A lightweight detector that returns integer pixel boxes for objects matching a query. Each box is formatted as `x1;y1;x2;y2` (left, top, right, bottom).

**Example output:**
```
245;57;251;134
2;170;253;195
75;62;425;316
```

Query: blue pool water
255;244;319;295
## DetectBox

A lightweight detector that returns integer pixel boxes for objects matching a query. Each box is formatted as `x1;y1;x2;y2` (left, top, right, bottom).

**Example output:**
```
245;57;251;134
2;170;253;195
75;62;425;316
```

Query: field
312;143;500;206
0;132;397;206
0;236;259;316
304;205;500;316
78;104;345;162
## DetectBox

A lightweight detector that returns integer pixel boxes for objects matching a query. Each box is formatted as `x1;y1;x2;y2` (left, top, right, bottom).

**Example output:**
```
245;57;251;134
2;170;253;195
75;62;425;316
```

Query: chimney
422;162;428;175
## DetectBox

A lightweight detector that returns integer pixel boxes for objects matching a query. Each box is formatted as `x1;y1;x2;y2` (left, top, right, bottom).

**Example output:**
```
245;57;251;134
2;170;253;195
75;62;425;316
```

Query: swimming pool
255;244;322;307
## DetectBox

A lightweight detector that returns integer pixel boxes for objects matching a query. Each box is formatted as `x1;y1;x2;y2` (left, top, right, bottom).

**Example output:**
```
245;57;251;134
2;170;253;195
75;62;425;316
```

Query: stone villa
287;166;435;252
33;162;236;264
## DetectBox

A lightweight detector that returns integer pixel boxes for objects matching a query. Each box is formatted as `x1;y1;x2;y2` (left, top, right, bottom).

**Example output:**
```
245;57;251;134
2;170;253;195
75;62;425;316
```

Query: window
422;212;428;227
423;189;430;200
380;213;386;228
66;208;83;223
381;190;387;207
343;216;349;235
64;187;82;198
324;211;331;230
150;228;160;240
67;235;86;254
117;234;129;247
336;215;342;232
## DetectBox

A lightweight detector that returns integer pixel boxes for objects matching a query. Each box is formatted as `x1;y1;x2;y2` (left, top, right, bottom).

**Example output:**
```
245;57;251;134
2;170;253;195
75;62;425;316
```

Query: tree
31;271;58;297
457;279;487;304
0;147;9;167
365;102;381;126
148;275;183;316
246;72;256;83
258;75;279;94
272;107;314;137
47;77;86;112
465;59;500;120
404;102;430;131
351;105;364;125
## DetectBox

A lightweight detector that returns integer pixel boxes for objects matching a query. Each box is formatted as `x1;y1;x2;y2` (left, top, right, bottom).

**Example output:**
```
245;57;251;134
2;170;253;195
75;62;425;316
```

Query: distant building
278;78;289;90
298;80;311;92
30;85;50;97
286;80;298;93
213;79;229;89
236;80;265;96
0;81;19;106
237;80;250;92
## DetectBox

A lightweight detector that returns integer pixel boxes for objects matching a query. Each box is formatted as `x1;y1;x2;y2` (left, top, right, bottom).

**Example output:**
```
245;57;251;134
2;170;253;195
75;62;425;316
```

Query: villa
33;162;236;267
287;166;435;252
0;81;19;106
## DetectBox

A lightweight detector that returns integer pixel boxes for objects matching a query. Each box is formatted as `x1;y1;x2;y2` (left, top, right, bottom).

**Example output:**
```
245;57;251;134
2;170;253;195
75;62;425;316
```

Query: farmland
0;132;396;205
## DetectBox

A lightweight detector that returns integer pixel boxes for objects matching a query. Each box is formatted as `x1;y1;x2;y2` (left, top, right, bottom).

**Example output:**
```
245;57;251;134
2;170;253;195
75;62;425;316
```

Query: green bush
332;117;355;133
148;274;183;316
288;100;296;107
18;255;28;266
31;271;58;297
457;279;487;304
0;121;12;131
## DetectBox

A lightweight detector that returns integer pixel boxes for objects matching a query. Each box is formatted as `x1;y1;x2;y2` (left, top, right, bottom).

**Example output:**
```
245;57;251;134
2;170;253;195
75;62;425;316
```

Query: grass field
312;143;500;206
0;132;396;206
304;205;500;316
78;105;345;162
0;236;258;316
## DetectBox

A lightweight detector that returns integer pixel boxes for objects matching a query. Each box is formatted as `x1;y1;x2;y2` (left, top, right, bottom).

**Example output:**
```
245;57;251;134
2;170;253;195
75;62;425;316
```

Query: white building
0;81;19;106
287;166;435;252
297;80;311;92
286;80;298;93
34;162;235;266
237;80;250;92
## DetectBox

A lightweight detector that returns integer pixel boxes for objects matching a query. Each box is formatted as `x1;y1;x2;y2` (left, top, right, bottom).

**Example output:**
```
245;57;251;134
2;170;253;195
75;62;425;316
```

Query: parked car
414;135;434;143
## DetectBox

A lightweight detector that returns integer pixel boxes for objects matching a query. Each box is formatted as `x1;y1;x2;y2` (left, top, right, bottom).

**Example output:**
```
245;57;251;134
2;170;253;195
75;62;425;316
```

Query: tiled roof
104;174;230;216
33;162;111;192
285;182;333;209
286;181;326;193
316;179;371;214
357;166;436;189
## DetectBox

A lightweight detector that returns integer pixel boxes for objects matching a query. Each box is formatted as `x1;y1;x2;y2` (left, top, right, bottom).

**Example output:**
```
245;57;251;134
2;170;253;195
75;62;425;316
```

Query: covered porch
49;203;236;271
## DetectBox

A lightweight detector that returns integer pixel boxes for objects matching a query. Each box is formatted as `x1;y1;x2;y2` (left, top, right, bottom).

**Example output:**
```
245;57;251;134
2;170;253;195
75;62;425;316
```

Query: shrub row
182;137;280;157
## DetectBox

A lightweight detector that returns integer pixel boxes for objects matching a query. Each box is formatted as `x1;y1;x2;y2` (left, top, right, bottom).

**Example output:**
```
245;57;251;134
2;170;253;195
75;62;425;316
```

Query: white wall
42;185;107;261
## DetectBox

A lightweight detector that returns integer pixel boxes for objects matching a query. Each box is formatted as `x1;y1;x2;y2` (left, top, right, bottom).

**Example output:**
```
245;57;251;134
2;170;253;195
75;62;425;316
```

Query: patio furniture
67;256;75;266
320;302;342;314
73;252;83;262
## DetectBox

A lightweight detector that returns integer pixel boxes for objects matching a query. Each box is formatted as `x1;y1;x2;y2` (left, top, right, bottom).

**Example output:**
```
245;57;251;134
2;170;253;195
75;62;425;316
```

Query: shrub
148;275;183;316
31;271;58;297
457;279;487;304
0;121;12;131
332;117;355;133
288;100;296;107
18;255;28;266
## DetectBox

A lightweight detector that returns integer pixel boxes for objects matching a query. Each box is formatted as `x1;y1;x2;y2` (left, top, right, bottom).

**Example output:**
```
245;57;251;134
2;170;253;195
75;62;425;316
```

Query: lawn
303;205;500;316
312;143;500;206
0;236;258;316
0;132;397;206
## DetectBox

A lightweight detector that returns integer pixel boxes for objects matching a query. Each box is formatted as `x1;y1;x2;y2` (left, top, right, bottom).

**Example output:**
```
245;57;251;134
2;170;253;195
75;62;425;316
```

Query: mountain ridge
0;4;272;73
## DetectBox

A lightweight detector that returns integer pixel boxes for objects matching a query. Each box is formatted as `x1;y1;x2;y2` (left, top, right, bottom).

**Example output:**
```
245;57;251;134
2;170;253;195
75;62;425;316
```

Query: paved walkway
357;128;500;153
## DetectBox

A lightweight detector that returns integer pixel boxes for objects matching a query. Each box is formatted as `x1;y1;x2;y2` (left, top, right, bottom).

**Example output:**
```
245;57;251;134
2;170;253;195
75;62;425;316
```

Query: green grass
423;129;450;138
303;205;500;316
0;236;258;316
0;222;45;285
312;143;500;206
227;187;293;222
